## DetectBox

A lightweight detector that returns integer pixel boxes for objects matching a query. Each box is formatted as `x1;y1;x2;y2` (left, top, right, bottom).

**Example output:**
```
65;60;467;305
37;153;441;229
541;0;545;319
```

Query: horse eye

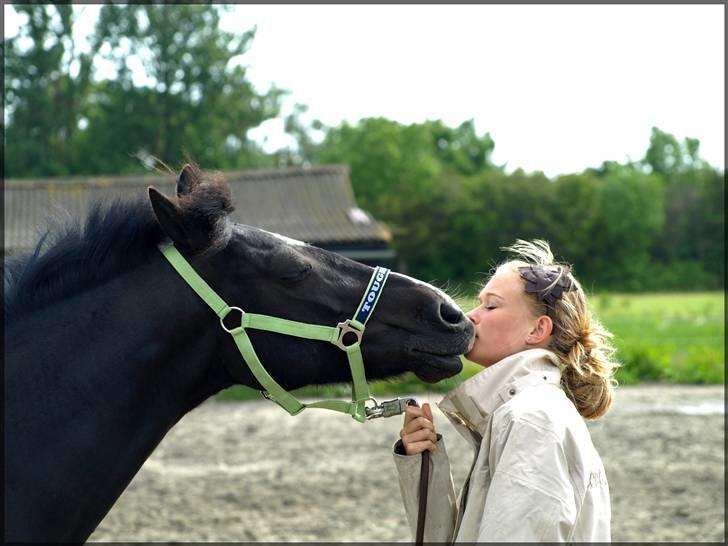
269;245;313;283
280;262;312;283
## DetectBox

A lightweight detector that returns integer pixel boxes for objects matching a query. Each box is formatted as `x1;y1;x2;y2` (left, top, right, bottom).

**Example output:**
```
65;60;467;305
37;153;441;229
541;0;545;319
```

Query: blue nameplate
355;266;391;325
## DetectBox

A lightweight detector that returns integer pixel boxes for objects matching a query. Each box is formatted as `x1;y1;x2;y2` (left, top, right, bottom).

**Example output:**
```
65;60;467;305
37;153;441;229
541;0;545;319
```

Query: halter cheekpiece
159;243;415;422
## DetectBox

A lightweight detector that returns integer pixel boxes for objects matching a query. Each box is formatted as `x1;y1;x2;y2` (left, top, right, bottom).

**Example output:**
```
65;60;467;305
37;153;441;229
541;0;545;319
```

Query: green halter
159;243;397;422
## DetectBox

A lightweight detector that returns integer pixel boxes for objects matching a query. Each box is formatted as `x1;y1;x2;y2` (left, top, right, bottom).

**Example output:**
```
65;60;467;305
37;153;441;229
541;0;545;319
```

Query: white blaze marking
233;225;308;247
390;272;459;309
266;231;308;247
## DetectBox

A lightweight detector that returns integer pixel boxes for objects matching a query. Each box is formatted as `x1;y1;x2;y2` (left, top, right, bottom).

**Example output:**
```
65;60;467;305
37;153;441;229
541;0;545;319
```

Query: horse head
148;164;474;393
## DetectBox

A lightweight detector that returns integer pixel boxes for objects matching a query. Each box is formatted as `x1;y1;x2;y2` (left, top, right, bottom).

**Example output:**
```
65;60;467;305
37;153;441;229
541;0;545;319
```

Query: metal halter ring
363;396;381;419
333;319;363;351
220;306;245;333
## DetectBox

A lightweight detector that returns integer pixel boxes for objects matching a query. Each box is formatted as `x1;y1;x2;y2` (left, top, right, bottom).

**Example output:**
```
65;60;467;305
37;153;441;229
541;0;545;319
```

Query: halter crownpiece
518;264;576;306
159;243;414;422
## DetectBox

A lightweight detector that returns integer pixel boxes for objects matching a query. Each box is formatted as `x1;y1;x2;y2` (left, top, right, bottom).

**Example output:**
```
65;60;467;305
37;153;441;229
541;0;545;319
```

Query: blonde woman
394;239;619;542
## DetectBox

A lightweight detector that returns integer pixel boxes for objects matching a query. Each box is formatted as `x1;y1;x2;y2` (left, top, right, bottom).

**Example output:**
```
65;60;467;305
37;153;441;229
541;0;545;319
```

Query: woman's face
464;265;540;367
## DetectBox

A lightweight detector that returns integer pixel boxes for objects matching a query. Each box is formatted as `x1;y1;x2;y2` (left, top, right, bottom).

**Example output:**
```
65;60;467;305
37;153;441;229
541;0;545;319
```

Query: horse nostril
439;302;464;325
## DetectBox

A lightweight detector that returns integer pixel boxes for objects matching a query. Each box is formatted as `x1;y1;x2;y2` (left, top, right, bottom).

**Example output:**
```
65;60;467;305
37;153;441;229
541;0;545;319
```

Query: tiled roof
3;165;392;253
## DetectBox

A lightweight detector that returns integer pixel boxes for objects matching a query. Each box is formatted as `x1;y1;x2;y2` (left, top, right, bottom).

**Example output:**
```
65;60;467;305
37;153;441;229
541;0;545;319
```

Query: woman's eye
485;306;497;310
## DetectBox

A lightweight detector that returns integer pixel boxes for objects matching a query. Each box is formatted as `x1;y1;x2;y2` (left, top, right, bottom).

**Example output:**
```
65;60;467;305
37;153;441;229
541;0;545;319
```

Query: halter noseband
159;243;408;422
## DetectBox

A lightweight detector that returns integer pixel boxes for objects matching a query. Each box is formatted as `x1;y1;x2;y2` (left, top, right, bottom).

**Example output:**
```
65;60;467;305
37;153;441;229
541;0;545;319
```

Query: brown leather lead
416;450;429;545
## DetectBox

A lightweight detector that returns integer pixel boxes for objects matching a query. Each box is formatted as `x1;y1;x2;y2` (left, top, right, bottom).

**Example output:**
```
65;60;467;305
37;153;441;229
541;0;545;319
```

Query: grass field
217;291;724;401
589;291;724;384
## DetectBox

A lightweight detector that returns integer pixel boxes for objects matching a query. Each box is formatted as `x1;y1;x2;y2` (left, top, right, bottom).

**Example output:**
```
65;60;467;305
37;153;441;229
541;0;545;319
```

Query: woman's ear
526;315;553;346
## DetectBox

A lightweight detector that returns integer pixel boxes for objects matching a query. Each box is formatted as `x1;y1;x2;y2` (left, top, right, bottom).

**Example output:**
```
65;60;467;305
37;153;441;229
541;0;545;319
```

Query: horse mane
4;166;235;322
4;196;167;321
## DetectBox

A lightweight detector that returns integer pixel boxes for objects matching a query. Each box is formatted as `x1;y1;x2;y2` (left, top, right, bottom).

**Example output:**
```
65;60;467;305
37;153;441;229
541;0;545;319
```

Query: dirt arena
90;384;724;542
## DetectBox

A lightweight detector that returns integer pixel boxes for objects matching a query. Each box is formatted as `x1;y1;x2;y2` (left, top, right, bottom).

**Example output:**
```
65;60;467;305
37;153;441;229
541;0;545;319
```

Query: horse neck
5;255;233;541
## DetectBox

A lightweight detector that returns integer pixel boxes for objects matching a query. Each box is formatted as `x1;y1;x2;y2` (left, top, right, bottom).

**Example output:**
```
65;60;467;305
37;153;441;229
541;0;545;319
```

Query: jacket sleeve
392;434;458;543
476;417;578;542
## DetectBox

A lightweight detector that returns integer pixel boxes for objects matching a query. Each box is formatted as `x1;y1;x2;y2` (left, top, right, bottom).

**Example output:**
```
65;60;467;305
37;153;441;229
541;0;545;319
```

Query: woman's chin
463;351;483;367
463;349;493;368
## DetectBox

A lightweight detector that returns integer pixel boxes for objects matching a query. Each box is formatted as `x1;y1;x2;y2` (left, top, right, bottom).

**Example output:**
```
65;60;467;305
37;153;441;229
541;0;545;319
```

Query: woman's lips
466;334;476;353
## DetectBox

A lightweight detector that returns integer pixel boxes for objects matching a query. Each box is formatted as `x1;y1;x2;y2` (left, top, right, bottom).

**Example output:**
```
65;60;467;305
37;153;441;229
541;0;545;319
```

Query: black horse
4;164;473;542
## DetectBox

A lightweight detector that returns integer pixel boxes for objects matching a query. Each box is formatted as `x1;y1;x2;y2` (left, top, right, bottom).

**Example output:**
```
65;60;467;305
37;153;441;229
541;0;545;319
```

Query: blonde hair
499;239;620;420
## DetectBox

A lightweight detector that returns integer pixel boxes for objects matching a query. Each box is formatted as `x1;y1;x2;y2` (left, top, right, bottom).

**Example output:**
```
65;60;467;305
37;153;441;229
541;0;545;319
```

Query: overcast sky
5;4;725;177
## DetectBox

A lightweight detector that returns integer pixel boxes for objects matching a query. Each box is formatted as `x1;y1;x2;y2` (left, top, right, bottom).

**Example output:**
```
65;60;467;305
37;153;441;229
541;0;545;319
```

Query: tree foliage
5;5;99;176
5;4;282;176
5;6;723;292
296;119;724;292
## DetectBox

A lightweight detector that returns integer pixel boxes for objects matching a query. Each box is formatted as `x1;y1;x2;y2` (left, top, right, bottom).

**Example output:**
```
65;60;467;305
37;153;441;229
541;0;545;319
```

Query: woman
394;239;619;542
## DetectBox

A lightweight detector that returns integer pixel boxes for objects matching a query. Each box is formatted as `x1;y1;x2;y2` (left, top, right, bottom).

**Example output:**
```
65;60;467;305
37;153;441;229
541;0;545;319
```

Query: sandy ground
89;384;724;542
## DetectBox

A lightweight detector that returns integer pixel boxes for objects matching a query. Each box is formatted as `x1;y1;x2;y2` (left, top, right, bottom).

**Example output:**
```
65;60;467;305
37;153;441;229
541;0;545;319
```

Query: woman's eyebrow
479;292;504;302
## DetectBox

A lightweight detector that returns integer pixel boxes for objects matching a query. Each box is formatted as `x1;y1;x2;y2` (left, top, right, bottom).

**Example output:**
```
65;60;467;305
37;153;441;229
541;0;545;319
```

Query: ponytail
501;239;620;420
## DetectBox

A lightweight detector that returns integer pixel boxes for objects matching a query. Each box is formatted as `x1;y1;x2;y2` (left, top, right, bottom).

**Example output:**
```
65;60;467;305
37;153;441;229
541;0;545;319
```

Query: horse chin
412;355;463;384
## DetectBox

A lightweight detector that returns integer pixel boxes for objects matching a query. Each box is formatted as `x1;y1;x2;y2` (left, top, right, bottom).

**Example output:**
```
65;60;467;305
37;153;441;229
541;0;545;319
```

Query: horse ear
177;164;200;196
148;186;190;246
149;186;222;254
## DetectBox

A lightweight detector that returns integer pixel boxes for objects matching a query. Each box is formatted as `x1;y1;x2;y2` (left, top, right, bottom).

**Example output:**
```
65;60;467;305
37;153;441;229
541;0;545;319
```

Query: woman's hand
400;402;438;455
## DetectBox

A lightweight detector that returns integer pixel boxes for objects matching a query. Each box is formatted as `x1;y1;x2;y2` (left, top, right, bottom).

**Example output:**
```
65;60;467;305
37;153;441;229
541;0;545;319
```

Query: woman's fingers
400;416;435;437
403;438;437;455
400;402;438;456
423;402;433;421
403;405;424;427
400;402;437;454
403;427;437;444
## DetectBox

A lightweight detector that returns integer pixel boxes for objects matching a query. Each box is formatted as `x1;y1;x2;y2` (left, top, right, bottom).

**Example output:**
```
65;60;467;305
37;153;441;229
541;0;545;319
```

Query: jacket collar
437;348;562;446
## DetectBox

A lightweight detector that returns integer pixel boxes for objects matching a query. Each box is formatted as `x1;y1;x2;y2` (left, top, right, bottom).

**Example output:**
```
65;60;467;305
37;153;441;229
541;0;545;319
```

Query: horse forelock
174;173;235;256
4;196;167;321
177;170;233;215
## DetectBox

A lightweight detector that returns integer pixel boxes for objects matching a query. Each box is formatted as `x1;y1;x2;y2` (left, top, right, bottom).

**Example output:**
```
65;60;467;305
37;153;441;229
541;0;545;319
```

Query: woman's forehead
481;265;522;297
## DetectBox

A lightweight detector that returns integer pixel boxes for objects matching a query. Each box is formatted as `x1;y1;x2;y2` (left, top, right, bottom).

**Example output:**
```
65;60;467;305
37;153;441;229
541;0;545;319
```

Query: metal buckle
365;397;418;419
220;306;245;333
333;319;363;350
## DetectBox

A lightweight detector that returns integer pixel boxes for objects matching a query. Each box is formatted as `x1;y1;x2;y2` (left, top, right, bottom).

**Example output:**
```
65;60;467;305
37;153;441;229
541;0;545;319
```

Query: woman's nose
465;309;478;324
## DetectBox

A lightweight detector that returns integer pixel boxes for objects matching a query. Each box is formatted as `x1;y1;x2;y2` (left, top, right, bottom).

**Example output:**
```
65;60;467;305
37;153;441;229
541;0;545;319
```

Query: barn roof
3;165;393;256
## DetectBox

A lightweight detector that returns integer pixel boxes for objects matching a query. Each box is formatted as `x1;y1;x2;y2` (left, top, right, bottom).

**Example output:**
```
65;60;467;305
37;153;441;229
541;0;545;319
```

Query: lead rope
371;397;429;545
406;399;429;546
417;450;430;545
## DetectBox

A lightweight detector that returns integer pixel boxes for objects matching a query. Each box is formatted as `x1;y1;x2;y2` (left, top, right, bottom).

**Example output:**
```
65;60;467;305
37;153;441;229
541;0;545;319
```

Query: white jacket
393;348;611;542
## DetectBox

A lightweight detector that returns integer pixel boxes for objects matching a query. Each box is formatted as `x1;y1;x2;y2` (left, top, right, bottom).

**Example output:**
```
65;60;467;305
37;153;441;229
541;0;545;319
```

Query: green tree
5;5;99;176
651;165;725;289
84;4;282;171
587;168;666;290
306;117;498;216
5;4;282;177
643;126;707;177
641;128;724;289
548;172;602;275
301;116;497;284
312;117;442;217
277;102;326;166
422;119;496;176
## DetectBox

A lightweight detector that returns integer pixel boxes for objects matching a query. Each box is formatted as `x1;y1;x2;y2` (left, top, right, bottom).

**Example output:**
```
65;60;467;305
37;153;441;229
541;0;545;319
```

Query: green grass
216;291;724;401
589;292;724;385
